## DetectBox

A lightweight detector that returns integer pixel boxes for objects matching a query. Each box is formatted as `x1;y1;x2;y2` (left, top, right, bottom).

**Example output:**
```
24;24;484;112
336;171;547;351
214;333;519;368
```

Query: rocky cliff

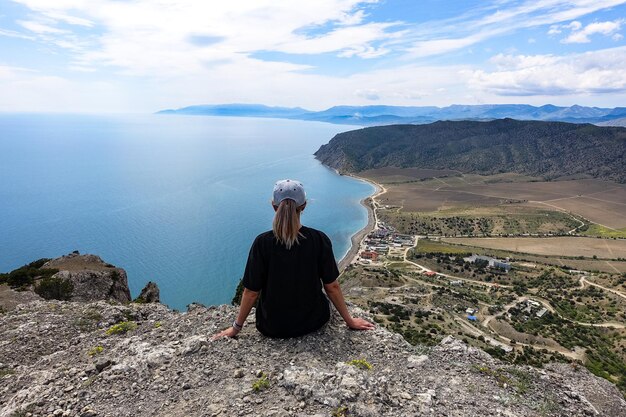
42;253;131;304
1;298;625;417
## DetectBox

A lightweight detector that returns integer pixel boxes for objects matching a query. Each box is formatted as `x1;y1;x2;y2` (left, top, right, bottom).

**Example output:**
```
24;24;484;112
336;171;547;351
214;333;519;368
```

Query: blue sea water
0;114;373;310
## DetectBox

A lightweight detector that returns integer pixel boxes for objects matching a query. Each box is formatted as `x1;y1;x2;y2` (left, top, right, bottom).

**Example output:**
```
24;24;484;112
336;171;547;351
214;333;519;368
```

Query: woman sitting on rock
213;179;374;339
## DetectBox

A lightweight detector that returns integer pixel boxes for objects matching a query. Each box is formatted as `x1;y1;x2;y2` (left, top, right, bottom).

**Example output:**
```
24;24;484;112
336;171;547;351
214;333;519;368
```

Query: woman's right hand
347;317;375;330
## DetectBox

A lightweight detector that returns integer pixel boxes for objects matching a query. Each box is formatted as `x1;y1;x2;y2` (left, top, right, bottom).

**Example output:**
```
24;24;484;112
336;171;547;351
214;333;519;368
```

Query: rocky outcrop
42;253;131;303
1;300;624;417
135;281;160;303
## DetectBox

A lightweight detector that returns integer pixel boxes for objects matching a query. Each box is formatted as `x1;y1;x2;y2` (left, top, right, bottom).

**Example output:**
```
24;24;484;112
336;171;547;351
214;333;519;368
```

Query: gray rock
42;253;131;303
135;282;160;304
0;301;624;417
95;360;112;373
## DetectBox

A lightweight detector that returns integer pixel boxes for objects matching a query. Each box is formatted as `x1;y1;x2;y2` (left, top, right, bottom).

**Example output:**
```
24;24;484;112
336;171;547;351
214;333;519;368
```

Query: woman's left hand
347;317;376;330
211;326;240;340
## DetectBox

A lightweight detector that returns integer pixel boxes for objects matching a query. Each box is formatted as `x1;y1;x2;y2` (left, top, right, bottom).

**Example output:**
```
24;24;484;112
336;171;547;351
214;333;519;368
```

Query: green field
414;239;472;255
380;207;579;237
580;224;626;239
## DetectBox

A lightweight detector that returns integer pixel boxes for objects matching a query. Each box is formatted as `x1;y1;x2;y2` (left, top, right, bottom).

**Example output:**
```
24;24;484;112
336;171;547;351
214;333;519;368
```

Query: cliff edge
1;299;625;417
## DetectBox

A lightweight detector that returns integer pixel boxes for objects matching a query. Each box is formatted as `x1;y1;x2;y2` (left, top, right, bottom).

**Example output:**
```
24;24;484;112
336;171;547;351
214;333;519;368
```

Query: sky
0;0;625;113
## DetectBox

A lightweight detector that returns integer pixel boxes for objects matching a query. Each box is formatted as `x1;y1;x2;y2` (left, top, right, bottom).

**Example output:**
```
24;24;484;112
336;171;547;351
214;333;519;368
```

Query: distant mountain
599;117;626;127
157;103;626;126
314;119;626;183
156;103;311;118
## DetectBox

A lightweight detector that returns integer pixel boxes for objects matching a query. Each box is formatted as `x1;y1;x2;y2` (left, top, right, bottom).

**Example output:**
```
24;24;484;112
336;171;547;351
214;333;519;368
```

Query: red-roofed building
360;251;379;261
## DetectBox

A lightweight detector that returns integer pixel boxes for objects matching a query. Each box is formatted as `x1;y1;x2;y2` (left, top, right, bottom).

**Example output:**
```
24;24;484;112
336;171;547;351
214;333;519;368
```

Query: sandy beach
337;174;383;272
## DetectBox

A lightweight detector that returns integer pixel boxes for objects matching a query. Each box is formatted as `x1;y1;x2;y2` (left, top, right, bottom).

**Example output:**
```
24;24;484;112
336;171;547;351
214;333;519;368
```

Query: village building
360;251;379;261
369;245;389;254
463;254;511;272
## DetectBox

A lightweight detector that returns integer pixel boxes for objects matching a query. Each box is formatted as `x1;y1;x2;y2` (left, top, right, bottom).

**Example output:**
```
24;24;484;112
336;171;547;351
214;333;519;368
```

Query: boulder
135;281;160;303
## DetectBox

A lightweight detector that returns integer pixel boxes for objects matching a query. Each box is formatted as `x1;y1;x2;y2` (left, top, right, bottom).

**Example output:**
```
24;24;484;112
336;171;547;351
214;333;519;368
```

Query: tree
35;276;74;301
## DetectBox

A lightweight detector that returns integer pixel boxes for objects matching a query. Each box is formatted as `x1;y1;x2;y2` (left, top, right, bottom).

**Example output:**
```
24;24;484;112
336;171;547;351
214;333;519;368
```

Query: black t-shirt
242;225;340;338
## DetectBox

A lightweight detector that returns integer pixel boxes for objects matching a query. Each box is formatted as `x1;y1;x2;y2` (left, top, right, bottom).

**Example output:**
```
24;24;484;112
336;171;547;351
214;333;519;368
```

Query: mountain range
313;119;626;183
157;103;626;126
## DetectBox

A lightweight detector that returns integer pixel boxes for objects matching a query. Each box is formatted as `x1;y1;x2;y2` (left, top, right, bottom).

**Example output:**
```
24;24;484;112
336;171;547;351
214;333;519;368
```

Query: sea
0;114;373;310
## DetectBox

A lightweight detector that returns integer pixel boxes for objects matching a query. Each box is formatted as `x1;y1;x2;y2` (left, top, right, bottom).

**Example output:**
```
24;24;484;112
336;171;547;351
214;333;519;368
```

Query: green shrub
252;372;270;392
88;346;104;356
332;406;348;417
231;279;244;306
34;276;74;300
106;321;137;335
2;259;57;289
347;359;372;370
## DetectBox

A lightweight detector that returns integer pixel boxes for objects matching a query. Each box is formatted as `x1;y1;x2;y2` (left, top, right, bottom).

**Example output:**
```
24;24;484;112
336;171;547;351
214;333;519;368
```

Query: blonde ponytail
272;199;304;249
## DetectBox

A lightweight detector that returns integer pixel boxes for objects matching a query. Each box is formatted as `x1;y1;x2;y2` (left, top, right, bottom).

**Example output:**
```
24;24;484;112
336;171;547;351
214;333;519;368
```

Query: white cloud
568;20;583;31
273;22;400;57
561;19;623;43
354;89;380;100
0;64;149;112
18;20;69;34
9;0;400;78
0;27;34;40
548;25;562;35
0;64;35;79
4;0;626;112
406;1;626;58
470;46;626;96
408;34;487;58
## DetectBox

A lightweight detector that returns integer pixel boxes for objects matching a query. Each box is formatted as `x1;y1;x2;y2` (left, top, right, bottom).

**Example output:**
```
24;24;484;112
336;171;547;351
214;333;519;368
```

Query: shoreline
337;173;383;272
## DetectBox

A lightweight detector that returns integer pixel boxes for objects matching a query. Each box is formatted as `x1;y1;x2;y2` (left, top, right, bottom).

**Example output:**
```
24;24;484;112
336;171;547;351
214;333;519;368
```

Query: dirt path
481;296;527;327
605;261;621;273
528;200;587;234
580;276;626;300
402;238;512;289
486;288;624;331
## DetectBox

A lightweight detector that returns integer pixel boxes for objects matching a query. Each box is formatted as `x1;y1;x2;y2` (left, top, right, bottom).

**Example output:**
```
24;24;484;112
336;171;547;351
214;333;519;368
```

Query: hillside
314;119;626;183
599;117;626;127
2;301;626;416
2;254;626;416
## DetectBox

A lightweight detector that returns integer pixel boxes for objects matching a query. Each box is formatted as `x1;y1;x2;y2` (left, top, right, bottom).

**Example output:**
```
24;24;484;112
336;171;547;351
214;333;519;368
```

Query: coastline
337;173;383;272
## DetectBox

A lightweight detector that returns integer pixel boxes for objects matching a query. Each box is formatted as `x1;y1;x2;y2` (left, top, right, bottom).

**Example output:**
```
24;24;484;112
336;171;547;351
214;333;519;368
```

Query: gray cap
272;179;306;206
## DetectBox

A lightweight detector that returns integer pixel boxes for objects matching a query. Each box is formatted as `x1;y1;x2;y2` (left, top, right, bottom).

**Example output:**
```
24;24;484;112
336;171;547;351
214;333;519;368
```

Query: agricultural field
410;238;626;274
579;224;626;239
364;170;626;237
442;237;626;259
380;206;580;236
359;167;461;183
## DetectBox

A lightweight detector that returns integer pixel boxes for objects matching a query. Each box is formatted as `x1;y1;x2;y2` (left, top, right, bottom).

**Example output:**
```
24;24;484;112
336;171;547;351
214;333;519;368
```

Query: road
580;276;626;300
